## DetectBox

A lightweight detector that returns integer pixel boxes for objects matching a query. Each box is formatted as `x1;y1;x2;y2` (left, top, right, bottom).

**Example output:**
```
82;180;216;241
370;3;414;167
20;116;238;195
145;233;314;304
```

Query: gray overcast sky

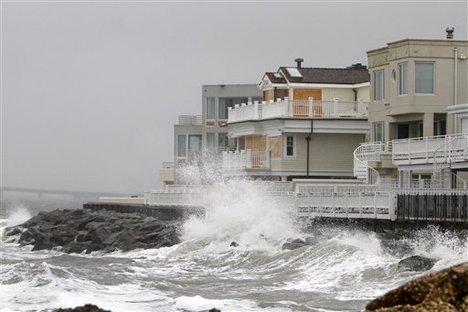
2;1;467;193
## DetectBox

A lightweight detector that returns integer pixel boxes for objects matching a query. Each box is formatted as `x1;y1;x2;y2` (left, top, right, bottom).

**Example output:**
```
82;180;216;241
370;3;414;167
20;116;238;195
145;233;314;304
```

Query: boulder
366;262;468;311
397;255;437;272
230;241;239;247
282;239;307;250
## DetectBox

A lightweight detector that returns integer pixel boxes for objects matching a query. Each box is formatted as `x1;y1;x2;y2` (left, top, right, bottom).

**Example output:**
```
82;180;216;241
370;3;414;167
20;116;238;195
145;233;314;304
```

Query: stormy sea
1;185;467;312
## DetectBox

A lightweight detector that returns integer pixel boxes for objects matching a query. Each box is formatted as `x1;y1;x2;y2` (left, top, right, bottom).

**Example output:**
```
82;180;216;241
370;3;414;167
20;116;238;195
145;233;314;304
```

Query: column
423;113;434;137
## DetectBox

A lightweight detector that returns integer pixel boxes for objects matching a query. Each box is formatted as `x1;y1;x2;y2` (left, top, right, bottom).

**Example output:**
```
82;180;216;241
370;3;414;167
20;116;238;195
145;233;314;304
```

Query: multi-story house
357;29;468;188
202;84;262;152
223;59;370;181
168;85;261;184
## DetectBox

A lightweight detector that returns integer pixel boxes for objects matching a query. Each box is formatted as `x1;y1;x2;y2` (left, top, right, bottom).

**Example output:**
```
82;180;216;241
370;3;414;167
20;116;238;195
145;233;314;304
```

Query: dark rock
366;262;468;311
4;227;22;236
282;242;306;250
5;208;181;254
397;255;437;272
54;303;111;312
230;241;239;247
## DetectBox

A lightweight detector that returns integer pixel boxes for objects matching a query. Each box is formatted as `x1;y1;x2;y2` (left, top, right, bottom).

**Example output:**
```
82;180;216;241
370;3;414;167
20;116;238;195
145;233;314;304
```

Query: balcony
227;98;368;123
222;150;270;170
392;133;468;167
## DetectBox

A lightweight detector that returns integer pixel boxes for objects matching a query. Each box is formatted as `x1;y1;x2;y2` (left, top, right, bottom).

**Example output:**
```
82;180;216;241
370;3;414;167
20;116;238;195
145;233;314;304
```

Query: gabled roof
278;67;370;84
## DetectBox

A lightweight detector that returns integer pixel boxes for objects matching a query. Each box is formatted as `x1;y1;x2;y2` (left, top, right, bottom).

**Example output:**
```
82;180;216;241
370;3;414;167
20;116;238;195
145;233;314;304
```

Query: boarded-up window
263;90;274;101
292;88;322;101
245;136;266;151
268;136;282;157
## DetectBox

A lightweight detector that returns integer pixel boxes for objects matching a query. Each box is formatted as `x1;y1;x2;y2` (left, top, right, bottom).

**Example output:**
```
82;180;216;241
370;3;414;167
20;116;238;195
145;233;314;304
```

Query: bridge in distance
1;186;133;199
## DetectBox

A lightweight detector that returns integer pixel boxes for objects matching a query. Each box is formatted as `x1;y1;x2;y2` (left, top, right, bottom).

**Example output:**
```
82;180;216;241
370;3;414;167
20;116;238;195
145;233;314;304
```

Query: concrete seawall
83;202;205;221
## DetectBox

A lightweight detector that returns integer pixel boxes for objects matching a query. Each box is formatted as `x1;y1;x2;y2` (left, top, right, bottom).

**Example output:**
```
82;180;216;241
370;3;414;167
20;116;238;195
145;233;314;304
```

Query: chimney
295;58;304;68
446;27;454;39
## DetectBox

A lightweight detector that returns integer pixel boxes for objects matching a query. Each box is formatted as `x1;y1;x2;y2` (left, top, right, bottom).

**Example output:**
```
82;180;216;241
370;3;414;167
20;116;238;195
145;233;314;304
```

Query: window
177;135;186;157
285;135;295;157
373;123;385;143
373;69;385;101
206;133;215;149
206;97;216;119
398;62;408;95
188;135;202;156
415;62;434;94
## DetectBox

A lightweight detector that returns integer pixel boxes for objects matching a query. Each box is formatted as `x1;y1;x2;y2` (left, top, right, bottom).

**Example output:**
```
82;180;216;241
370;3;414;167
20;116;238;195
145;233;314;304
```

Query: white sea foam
182;180;298;251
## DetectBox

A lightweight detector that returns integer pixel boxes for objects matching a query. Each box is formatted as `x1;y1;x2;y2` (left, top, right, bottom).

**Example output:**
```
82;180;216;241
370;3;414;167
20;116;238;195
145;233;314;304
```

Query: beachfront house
167;85;261;184
223;59;370;181
356;28;468;188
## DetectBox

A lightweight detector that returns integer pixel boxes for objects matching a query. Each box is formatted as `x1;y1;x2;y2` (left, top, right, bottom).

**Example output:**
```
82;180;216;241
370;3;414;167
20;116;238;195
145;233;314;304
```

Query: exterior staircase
353;142;385;184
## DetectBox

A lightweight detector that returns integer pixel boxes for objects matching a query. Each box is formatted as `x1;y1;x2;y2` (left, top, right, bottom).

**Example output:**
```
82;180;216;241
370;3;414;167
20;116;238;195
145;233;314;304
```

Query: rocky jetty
4;209;181;253
366;262;468;311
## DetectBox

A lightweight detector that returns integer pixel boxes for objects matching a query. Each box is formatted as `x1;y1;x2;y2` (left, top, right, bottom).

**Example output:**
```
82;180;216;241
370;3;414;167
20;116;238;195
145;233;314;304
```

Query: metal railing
222;150;270;169
227;98;369;123
392;133;468;166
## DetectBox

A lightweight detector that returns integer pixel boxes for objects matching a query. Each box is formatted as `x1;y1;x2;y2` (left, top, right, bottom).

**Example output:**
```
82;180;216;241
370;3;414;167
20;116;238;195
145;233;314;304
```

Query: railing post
333;98;339;116
308;97;314;117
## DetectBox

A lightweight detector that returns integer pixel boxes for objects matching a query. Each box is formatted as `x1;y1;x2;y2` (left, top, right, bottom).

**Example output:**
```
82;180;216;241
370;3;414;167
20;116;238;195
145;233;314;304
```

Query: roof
265;72;287;84
278;67;370;84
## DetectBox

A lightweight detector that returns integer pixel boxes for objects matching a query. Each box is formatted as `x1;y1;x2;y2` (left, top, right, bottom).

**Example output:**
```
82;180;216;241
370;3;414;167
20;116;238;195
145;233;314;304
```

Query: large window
285;135;295;157
188;135;202;156
398;62;408;95
218;97;248;120
206;97;216;119
415;62;434;94
373;122;385;143
177;135;186;157
373;69;385;101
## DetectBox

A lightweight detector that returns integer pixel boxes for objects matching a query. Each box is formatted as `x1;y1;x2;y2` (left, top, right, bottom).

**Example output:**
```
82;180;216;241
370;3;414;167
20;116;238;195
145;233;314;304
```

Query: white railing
178;115;203;126
145;182;467;220
227;101;261;123
392;133;468;166
144;189;207;207
227;98;369;123
353;142;384;184
296;191;395;220
222;149;270;169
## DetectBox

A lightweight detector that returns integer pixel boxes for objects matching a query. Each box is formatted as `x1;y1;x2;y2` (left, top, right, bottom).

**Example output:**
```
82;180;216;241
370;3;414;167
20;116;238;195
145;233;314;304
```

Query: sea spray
183;179;299;249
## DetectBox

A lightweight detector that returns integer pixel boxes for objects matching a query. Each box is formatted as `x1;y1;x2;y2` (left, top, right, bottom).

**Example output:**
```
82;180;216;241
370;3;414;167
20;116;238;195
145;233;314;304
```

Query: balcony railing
178;115;203;126
227;98;368;123
222;150;270;169
392;133;468;166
